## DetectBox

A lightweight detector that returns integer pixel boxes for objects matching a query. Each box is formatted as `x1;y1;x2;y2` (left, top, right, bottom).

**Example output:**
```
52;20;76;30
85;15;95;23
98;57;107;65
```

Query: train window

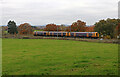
76;33;79;36
58;33;61;35
88;33;92;36
44;32;46;34
50;32;52;35
96;33;98;36
54;33;57;35
71;33;74;36
63;33;66;35
83;33;86;36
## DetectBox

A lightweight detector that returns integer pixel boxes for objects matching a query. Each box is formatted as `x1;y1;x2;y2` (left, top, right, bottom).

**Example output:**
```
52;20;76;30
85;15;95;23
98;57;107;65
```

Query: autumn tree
44;24;60;31
71;20;86;32
114;23;120;38
7;20;18;34
65;26;71;32
44;24;56;31
85;25;95;32
18;23;33;35
60;24;67;31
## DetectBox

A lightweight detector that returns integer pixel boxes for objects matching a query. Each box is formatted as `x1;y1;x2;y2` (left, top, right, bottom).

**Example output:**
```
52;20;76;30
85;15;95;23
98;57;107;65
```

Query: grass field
2;39;118;75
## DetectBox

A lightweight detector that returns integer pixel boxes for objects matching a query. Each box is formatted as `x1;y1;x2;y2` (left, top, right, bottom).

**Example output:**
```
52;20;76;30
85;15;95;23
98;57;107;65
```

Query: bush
22;36;29;39
104;35;111;39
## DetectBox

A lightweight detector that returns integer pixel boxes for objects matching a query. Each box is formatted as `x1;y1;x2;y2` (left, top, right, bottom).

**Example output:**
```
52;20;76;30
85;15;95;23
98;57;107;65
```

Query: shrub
104;35;111;39
22;36;29;39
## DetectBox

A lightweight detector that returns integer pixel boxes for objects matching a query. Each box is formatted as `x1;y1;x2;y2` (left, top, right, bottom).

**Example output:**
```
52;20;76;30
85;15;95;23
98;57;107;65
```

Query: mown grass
2;39;118;75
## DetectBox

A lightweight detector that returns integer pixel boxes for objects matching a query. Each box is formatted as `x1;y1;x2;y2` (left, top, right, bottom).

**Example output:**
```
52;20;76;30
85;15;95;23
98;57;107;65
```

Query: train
34;31;99;38
33;31;99;39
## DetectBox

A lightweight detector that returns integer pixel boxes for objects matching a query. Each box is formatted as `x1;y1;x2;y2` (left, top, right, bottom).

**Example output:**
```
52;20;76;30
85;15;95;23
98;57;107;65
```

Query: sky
0;0;119;26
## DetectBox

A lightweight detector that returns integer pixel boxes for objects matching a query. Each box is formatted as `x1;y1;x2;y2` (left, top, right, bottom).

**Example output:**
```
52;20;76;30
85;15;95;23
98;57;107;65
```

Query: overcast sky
0;0;119;26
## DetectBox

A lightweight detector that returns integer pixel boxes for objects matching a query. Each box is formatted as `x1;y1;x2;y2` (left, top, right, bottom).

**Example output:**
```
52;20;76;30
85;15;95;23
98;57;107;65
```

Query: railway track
31;36;119;44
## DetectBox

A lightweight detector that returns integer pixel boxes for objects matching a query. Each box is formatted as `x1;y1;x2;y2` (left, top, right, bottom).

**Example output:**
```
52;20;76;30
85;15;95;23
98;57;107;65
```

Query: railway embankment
2;34;119;44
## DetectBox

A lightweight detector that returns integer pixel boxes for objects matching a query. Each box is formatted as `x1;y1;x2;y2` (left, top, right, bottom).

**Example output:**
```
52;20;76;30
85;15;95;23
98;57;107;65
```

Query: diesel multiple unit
34;31;99;38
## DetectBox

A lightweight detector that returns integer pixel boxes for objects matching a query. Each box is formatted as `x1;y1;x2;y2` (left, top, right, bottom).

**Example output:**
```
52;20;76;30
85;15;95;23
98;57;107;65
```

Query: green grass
2;39;118;75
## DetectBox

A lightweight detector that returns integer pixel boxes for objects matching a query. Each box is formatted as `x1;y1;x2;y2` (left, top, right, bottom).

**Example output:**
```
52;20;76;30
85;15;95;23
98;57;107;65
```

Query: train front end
95;32;99;38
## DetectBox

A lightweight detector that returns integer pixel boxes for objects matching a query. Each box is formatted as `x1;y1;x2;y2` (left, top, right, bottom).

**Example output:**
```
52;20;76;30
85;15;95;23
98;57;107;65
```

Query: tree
44;24;60;31
114;23;120;37
94;18;120;38
85;25;95;32
60;24;67;31
7;20;18;34
18;23;33;35
2;26;8;35
65;26;71;32
71;20;86;32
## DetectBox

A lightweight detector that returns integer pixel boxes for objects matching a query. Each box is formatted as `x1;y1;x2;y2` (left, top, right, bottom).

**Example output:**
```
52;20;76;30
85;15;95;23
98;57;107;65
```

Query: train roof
34;31;68;33
34;31;98;33
70;32;98;33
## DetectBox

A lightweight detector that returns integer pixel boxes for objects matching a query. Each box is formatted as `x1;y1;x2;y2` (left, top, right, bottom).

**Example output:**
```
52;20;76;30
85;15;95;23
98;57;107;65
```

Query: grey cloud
0;0;118;25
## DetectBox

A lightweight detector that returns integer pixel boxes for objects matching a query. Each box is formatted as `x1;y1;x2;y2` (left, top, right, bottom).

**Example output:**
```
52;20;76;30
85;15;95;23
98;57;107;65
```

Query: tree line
44;20;95;32
3;18;120;38
94;18;120;38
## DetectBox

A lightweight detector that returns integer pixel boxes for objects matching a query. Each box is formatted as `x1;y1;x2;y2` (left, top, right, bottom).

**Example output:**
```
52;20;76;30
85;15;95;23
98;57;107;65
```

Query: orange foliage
69;20;86;32
18;23;33;35
44;24;61;31
85;25;95;32
115;23;120;35
65;26;71;32
44;20;86;32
